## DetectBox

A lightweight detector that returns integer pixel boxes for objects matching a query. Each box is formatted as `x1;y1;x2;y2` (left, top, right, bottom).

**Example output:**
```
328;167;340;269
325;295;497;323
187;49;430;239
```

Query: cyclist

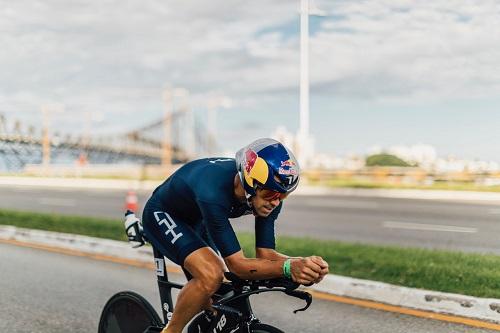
142;138;329;333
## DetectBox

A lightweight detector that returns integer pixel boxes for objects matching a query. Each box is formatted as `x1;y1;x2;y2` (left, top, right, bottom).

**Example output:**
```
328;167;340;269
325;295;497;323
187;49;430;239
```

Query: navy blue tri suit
142;158;282;267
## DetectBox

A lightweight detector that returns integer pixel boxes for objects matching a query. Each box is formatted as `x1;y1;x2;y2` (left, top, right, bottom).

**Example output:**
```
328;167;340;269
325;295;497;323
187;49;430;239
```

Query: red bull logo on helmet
278;167;298;176
279;159;298;176
281;160;296;167
245;149;258;173
243;148;269;186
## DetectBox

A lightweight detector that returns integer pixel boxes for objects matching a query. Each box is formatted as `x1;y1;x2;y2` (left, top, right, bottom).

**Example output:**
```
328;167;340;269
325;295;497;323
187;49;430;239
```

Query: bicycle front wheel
98;291;163;333
250;323;284;333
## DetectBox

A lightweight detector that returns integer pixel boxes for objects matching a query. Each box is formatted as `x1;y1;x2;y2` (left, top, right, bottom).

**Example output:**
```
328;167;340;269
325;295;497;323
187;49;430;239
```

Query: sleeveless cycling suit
142;158;282;266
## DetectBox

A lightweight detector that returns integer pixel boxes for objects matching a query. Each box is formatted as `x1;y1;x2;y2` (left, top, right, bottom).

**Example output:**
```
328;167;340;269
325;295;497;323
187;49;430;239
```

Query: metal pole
162;89;173;167
300;0;310;139
207;105;216;155
41;106;51;166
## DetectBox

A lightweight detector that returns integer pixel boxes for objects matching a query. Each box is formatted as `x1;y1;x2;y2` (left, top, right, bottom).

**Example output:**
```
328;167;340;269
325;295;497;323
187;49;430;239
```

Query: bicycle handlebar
223;272;300;290
221;272;313;313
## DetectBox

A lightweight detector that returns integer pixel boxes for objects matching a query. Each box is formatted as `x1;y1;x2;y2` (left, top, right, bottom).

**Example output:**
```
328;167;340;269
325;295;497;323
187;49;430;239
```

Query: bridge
0;109;212;171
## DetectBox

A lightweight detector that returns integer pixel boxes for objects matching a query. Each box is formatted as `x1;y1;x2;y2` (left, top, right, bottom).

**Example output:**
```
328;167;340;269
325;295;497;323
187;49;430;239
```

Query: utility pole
40;104;64;168
207;102;216;156
162;88;173;168
41;106;50;166
206;96;232;156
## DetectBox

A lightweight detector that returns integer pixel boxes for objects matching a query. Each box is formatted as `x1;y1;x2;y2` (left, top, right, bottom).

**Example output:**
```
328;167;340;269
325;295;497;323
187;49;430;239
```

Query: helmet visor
257;188;289;201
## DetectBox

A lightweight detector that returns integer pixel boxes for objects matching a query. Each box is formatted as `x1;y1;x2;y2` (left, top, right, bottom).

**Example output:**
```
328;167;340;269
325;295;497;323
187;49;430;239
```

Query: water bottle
124;210;144;247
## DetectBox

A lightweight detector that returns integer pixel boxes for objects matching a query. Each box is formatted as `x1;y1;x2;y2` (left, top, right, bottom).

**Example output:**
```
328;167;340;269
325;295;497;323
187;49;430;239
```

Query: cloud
309;0;500;101
0;0;499;142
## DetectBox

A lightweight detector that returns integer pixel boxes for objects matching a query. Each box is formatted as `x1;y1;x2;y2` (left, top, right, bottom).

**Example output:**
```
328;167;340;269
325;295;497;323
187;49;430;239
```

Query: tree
365;154;412;167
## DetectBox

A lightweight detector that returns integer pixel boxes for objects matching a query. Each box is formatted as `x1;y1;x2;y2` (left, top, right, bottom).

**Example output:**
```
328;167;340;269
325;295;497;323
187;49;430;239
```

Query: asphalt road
1;185;499;254
1;242;496;333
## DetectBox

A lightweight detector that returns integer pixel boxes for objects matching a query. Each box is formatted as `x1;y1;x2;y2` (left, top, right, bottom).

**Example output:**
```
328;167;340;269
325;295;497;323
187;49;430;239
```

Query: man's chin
256;208;272;217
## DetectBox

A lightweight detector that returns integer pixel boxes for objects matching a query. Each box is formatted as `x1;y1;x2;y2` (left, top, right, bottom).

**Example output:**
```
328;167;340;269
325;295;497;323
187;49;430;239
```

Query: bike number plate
155;258;165;277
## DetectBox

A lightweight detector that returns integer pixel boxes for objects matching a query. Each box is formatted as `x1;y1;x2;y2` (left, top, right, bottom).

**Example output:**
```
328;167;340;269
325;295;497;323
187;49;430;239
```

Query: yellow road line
2;238;499;331
307;290;500;331
0;238;183;274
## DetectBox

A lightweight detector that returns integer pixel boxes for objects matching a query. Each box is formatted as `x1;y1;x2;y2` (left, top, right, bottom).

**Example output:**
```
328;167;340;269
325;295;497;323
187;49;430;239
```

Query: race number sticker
155;258;165;277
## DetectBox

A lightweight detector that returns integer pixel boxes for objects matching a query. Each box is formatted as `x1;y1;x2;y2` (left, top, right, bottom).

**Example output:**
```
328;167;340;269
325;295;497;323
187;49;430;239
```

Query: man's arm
256;248;330;283
256;247;299;260
224;250;324;284
224;250;285;280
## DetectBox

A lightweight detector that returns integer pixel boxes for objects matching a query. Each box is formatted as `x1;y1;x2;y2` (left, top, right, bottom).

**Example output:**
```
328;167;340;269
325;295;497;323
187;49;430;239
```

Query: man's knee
197;266;224;295
184;247;225;295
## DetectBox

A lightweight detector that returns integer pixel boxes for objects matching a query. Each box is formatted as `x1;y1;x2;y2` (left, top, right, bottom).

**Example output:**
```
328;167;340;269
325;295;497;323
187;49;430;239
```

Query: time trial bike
98;211;313;333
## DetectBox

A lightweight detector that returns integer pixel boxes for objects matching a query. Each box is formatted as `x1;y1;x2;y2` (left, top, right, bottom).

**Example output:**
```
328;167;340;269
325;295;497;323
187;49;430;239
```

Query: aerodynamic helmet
235;138;300;198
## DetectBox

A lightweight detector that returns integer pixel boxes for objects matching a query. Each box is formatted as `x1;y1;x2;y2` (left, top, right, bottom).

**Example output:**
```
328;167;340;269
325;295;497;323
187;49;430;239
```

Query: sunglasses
258;188;289;201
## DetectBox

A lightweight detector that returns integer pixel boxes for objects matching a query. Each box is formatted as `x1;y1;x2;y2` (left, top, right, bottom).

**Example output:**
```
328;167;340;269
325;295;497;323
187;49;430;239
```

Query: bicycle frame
153;247;183;325
121;212;312;333
152;246;312;332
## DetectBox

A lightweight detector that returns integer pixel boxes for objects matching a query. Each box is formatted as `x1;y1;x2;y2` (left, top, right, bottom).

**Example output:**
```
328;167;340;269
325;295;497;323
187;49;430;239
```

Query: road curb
1;225;499;325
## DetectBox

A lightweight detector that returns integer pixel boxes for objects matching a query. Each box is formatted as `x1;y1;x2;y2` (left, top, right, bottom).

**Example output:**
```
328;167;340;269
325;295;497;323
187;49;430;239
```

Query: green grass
0;210;127;241
2;209;500;298
322;178;500;192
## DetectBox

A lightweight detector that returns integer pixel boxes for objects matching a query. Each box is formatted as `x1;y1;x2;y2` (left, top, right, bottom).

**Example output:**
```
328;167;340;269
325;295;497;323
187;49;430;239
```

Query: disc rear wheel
98;291;163;333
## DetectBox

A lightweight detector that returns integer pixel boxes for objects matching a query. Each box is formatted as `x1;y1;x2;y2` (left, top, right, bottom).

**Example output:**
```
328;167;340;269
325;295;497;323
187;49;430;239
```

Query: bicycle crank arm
142;325;164;333
285;290;312;313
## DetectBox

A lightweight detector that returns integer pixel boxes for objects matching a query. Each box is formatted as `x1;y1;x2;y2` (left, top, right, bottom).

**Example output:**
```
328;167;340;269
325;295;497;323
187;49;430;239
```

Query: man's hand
309;256;329;283
289;256;329;285
289;257;320;284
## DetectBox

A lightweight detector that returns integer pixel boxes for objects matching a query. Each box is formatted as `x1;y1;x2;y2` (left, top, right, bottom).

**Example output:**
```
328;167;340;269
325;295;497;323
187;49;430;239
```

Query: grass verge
2;209;500;299
322;178;500;192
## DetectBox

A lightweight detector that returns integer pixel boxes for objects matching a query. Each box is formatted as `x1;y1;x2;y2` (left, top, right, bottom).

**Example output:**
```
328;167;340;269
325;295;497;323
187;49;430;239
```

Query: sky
0;0;499;162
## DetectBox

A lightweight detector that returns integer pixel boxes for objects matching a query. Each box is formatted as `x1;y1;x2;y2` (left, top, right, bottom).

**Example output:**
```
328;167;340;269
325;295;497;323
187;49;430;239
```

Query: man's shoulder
179;157;236;173
178;158;236;205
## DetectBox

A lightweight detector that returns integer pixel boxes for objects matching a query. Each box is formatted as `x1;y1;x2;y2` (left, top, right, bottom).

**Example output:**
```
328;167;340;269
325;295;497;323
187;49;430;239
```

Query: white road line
304;199;379;209
382;221;478;233
38;198;76;207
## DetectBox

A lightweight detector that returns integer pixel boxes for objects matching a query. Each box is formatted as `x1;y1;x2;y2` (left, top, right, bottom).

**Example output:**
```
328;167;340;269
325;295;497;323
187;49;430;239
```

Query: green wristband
283;259;292;279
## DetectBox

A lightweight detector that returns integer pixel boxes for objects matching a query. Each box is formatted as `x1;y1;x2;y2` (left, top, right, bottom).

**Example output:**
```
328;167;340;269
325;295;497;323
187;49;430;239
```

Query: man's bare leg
162;247;225;333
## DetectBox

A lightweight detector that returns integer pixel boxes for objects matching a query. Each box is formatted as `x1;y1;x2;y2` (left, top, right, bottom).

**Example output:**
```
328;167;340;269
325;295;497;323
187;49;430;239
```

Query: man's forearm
226;256;286;280
256;248;300;261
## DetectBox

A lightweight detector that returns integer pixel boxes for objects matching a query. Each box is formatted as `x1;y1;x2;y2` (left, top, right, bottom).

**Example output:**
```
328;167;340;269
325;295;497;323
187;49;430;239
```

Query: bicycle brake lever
285;290;312;313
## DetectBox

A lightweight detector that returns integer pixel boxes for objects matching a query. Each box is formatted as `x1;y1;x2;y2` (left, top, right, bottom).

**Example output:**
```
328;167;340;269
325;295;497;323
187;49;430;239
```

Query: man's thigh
142;209;206;265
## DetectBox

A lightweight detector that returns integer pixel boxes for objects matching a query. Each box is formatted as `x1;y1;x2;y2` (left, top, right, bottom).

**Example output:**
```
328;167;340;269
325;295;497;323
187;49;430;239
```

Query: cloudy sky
1;0;499;161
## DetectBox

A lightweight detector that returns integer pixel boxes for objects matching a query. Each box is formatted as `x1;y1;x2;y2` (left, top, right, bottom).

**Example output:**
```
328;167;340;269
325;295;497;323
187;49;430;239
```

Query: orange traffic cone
125;190;139;212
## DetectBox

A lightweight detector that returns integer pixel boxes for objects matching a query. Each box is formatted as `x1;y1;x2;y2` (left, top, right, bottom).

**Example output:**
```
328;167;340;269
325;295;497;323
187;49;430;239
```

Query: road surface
1;185;499;254
0;242;495;333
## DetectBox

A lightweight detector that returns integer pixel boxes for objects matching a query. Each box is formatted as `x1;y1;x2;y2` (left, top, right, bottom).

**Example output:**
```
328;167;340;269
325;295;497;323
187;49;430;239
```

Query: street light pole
297;0;325;168
162;88;173;168
300;0;310;140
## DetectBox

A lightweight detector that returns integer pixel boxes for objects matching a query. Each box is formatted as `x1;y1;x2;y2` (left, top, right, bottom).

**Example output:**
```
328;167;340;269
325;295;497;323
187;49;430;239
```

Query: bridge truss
0;111;211;171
